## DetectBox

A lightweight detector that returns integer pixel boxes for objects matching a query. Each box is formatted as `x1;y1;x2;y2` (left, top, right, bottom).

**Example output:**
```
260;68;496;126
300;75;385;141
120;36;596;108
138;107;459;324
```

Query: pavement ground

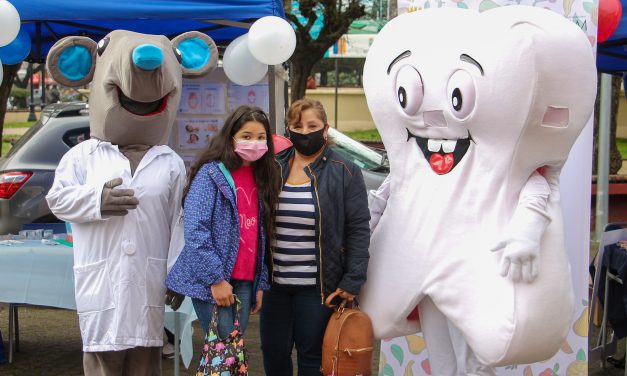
0;304;381;376
0;303;625;375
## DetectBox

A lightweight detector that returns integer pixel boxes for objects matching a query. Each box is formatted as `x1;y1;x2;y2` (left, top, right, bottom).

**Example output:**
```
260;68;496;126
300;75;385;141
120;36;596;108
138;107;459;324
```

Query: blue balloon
0;29;31;65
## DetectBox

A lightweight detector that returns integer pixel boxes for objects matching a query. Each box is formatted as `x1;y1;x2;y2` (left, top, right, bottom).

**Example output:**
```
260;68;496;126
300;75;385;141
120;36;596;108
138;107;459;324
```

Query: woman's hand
251;290;263;315
336;288;356;301
211;280;234;306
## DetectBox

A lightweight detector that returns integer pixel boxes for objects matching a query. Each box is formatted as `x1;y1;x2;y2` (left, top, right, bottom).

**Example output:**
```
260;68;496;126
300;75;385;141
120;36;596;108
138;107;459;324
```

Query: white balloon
223;34;268;86
0;0;20;47
248;16;296;65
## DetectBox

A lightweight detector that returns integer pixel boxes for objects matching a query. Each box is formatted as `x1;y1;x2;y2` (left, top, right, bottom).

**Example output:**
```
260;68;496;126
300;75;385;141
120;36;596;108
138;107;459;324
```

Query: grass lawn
344;128;381;142
2;138;13;156
4;121;36;129
618;138;627;160
1;122;35;157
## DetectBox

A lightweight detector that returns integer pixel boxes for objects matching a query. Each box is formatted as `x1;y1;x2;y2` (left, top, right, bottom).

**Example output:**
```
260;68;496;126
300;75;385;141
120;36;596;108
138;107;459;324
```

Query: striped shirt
272;182;318;285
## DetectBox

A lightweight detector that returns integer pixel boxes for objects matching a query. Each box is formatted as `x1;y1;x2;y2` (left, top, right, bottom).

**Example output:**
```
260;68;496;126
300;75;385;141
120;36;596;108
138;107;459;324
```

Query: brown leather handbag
321;291;374;376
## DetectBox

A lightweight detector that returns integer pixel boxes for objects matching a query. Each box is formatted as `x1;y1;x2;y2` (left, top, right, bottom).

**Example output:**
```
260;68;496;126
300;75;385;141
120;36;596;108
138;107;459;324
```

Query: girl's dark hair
184;105;279;243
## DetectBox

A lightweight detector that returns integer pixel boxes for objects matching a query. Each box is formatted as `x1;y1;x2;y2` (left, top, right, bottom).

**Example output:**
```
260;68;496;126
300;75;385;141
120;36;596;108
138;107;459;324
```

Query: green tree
284;0;365;102
0;63;20;152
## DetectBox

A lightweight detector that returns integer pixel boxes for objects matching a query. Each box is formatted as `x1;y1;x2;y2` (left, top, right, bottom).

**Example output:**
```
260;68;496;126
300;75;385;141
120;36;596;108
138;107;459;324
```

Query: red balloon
272;134;292;154
598;0;623;43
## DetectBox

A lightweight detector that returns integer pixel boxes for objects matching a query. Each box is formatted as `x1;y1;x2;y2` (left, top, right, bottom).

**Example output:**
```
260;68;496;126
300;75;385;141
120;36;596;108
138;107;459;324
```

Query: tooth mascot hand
358;6;597;375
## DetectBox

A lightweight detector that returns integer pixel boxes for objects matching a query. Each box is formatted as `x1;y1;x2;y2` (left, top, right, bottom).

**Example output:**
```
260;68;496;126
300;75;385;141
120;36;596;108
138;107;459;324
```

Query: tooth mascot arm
368;174;391;232
492;170;551;283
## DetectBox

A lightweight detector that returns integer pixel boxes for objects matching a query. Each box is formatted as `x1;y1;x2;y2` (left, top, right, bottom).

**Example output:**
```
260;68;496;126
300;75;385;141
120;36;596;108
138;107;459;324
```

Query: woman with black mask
260;97;371;375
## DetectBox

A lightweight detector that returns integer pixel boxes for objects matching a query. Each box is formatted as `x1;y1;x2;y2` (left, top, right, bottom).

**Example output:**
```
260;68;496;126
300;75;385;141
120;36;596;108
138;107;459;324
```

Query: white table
0;240;197;373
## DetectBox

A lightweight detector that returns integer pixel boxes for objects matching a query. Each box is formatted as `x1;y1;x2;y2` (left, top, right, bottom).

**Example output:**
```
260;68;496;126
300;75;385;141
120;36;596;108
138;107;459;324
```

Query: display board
169;67;271;169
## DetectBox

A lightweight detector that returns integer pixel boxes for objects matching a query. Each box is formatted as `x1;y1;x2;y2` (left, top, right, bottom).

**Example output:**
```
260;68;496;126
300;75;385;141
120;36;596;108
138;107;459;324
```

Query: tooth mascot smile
359;6;597;374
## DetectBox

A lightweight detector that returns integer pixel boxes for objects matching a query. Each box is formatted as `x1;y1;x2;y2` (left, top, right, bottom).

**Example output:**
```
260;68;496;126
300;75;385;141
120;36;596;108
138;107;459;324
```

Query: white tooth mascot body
360;6;597;375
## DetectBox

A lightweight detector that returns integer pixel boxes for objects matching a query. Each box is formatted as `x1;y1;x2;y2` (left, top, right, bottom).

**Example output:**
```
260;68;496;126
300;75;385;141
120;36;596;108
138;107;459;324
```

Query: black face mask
288;127;327;156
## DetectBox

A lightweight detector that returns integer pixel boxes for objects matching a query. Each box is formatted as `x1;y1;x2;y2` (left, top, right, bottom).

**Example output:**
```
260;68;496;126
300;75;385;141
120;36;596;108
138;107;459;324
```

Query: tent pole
334;58;339;129
268;65;278;135
596;73;612;241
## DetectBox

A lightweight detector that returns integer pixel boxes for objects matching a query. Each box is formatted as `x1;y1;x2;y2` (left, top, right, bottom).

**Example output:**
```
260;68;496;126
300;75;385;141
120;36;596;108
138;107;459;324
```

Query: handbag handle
324;290;359;311
207;295;243;337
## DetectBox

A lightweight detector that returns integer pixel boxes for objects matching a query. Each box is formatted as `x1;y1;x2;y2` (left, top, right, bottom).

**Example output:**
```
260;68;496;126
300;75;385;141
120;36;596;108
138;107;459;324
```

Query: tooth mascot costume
45;30;216;374
359;6;597;375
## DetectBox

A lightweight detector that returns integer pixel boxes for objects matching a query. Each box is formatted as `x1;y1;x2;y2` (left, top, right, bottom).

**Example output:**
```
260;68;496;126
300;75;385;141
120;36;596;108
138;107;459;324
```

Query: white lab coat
46;139;185;352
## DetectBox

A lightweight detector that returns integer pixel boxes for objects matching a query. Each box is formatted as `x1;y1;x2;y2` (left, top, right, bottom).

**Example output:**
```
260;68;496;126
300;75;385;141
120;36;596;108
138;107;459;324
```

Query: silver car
0;103;90;235
0;103;388;235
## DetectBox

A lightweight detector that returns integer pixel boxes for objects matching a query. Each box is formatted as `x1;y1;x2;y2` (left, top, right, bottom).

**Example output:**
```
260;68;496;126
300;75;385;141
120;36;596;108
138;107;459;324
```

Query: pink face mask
234;139;268;162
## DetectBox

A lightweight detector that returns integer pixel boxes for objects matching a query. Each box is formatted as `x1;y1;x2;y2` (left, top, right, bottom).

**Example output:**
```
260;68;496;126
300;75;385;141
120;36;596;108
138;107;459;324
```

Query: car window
328;128;388;172
63;128;91;147
5;122;44;158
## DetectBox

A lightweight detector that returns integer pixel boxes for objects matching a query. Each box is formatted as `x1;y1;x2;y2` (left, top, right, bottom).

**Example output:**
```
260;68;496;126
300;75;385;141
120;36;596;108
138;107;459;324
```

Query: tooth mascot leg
360;6;597;375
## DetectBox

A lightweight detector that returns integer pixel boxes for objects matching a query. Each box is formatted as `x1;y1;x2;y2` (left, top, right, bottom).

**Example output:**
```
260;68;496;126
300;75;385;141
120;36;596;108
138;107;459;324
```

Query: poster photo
178;117;224;150
202;83;226;114
229;83;270;113
180;84;203;114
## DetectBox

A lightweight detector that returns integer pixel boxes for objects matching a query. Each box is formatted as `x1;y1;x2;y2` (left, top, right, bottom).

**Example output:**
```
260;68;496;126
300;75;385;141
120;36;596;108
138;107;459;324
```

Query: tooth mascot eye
359;6;596;375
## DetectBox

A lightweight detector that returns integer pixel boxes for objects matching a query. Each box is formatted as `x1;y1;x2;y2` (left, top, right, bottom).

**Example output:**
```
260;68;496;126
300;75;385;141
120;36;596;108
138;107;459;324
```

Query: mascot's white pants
420;297;496;376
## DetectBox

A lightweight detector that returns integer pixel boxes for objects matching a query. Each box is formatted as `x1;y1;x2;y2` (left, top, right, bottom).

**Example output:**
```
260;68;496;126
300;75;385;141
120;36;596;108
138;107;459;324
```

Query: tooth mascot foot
359;6;597;374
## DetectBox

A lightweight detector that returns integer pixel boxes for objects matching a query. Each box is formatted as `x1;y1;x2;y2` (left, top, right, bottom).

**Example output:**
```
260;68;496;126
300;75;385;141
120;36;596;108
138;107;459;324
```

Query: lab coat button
122;241;136;255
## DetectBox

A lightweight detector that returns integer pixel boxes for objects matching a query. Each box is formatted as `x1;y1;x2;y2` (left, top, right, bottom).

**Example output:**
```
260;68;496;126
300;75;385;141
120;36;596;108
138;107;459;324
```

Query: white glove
491;171;551;283
368;174;391;232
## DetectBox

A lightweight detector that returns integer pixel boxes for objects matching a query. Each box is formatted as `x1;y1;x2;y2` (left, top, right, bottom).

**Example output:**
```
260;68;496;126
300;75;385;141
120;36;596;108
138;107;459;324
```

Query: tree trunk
388;0;398;18
0;64;19;156
290;59;314;103
593;73;622;175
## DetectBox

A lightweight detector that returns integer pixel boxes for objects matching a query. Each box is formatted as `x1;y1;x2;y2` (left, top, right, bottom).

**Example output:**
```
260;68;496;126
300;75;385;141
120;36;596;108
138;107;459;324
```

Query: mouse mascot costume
359;6;596;375
45;30;216;375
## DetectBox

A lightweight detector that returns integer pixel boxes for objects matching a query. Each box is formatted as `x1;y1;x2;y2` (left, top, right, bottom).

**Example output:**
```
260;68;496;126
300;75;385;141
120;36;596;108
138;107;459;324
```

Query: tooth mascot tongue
360;6;596;375
45;30;216;373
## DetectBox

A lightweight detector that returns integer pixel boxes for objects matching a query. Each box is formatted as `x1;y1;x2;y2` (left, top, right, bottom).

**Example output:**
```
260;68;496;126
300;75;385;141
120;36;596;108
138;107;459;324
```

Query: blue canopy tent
9;0;284;62
5;0;287;133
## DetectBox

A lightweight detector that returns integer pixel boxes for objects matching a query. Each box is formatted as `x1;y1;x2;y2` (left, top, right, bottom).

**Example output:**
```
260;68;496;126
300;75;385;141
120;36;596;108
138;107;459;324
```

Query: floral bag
196;298;249;376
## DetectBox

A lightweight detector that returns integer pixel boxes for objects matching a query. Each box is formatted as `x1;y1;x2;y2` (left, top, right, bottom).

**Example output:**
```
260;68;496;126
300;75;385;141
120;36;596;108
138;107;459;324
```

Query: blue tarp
8;0;285;62
597;1;627;73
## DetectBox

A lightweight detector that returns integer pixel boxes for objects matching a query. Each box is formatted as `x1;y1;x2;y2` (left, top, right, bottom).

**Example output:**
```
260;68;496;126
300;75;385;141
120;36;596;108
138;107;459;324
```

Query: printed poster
179;84;203;114
202;83;226;114
178;117;224;150
229;83;270;113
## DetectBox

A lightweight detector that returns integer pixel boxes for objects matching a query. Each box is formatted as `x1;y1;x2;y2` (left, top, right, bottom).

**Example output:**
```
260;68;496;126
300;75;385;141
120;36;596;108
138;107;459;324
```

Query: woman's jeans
191;279;253;339
260;285;332;376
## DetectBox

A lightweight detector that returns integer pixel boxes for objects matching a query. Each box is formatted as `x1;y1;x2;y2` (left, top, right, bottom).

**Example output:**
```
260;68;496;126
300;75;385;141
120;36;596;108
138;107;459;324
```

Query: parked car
0;103;90;235
0;103;388;235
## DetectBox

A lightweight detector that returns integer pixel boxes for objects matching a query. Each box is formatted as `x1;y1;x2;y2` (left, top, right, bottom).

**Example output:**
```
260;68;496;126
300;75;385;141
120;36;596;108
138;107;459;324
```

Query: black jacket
272;145;371;302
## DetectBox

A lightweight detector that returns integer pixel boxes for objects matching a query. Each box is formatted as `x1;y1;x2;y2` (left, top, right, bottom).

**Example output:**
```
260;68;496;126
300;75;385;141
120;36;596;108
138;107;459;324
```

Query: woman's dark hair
184;105;280;243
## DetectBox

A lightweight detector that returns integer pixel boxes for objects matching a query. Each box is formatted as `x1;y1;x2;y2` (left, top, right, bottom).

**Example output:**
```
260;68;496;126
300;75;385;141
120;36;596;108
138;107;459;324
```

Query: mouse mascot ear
171;31;218;78
47;36;97;87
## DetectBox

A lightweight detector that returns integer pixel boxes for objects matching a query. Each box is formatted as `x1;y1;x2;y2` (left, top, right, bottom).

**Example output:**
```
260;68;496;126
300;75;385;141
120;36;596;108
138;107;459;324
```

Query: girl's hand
211;280;234;306
251;290;263;315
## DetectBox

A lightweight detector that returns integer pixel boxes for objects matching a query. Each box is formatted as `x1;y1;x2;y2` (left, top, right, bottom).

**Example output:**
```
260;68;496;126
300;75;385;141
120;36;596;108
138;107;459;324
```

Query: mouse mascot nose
132;44;163;70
